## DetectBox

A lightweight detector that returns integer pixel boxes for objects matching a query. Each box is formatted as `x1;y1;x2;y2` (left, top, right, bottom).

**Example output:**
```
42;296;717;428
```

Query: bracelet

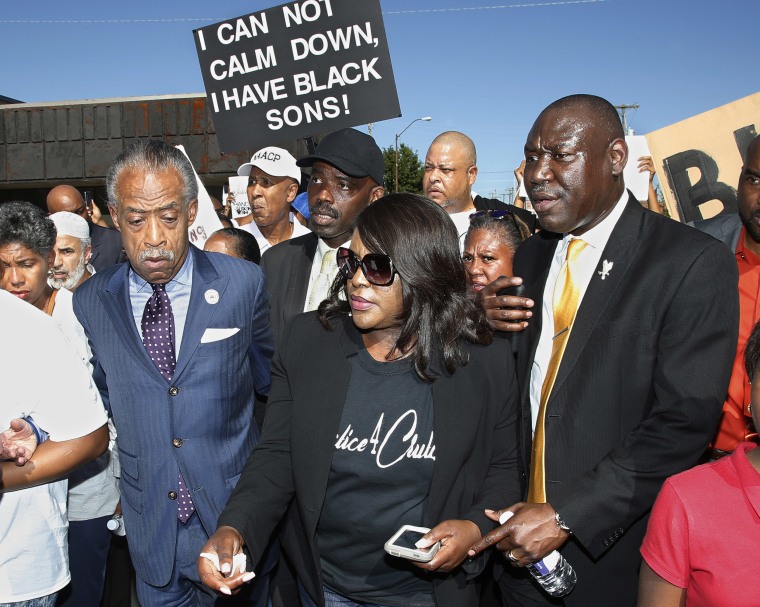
22;416;49;445
555;511;572;534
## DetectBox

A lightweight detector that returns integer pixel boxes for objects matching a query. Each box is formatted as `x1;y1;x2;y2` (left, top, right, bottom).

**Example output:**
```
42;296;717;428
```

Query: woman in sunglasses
200;193;522;607
463;209;531;294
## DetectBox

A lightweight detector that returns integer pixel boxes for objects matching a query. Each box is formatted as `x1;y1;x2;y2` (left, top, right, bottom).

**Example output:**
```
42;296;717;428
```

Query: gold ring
507;549;519;562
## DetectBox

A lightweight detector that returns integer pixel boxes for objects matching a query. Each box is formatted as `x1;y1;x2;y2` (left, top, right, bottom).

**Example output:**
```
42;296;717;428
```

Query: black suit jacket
219;313;523;607
89;223;126;272
260;232;319;343
505;195;739;605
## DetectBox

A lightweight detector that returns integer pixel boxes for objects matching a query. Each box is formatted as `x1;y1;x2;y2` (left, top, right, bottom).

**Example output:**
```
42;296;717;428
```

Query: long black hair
318;193;492;381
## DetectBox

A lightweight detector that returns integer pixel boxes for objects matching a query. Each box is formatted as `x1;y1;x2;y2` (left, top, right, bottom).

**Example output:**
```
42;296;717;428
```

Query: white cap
237;147;301;183
50;211;90;240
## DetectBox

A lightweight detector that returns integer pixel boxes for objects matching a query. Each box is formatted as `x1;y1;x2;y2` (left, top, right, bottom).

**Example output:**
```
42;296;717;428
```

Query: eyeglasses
469;208;519;232
336;247;397;286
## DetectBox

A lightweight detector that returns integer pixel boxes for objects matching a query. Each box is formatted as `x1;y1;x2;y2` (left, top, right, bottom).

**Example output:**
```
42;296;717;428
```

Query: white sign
228;175;251;219
624;135;652;202
176;145;224;248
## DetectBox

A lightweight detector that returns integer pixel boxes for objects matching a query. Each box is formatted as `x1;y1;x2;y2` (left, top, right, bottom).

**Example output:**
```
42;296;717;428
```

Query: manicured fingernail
220;586;232;596
221;563;231;574
242;572;256;582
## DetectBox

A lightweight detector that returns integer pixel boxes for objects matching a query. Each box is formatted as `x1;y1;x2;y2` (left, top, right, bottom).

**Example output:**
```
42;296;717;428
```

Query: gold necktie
528;238;588;503
306;248;337;311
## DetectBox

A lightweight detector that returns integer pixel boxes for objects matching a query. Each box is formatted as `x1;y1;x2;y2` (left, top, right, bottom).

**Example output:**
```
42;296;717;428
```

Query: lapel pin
205;289;219;304
598;260;614;280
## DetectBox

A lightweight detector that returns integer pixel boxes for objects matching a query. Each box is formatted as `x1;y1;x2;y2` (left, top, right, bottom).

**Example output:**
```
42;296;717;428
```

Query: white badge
205;289;219;304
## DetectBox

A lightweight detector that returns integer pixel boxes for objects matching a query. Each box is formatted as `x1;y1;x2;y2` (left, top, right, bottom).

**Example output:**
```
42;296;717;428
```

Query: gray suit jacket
691;212;742;251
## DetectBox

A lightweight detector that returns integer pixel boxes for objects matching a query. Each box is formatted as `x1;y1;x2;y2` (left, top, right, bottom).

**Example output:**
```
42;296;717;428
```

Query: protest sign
624;135;652;203
177;145;223;248
194;0;400;152
228;175;251;218
646;92;760;222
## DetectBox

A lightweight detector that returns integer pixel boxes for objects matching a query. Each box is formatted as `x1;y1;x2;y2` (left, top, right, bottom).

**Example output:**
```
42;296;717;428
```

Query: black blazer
89;222;126;272
259;232;319;343
219;312;523;607
506;195;739;605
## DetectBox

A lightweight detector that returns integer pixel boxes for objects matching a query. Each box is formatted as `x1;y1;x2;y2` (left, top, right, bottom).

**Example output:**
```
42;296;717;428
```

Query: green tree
382;143;424;194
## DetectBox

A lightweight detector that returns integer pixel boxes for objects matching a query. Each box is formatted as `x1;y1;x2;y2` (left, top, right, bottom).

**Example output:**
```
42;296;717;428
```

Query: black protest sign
194;0;400;153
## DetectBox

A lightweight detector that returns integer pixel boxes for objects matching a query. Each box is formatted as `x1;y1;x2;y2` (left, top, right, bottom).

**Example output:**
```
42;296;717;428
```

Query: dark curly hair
0;201;56;257
318;193;492;381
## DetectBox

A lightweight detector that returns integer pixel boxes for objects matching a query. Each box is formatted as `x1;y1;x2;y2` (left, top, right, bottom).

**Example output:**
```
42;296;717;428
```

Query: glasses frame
336;247;398;286
469;209;520;234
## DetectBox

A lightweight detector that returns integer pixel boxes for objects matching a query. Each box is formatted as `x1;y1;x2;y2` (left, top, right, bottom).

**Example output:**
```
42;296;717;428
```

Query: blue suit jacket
73;245;274;586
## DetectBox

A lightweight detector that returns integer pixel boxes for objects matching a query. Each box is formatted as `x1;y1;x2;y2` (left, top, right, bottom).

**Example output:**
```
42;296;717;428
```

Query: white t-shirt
0;290;108;602
239;213;311;256
51;288;120;522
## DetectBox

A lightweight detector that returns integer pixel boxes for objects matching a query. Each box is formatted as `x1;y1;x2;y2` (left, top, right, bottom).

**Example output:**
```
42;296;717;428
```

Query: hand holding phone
384;525;441;562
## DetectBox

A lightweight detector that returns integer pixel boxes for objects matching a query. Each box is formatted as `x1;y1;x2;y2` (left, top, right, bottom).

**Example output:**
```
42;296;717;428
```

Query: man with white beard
49;211;94;292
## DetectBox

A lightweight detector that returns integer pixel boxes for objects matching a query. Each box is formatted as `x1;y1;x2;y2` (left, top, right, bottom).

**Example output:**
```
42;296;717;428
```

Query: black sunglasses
469;208;519;231
336;247;397;286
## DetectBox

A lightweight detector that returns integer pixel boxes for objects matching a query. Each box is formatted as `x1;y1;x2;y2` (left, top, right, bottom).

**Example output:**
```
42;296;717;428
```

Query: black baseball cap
297;128;384;187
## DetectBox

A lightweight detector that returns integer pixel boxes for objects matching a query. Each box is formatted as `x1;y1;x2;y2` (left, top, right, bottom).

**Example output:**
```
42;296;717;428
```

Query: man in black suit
260;128;384;341
472;94;739;605
47;185;126;271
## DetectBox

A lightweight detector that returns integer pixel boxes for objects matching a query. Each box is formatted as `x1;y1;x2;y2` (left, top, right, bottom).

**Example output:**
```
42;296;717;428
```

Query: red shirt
641;442;760;606
712;228;760;452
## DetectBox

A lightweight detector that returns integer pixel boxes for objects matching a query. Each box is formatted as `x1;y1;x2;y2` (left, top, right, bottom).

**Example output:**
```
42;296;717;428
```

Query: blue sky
1;0;756;195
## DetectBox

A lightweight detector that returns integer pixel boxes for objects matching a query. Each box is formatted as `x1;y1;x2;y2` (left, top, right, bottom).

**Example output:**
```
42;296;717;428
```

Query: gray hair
0;201;57;257
106;139;198;208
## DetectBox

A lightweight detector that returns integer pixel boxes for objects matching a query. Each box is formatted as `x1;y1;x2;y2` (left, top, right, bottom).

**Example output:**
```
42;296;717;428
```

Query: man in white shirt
235;147;310;255
0;290;108;606
48;211;93;292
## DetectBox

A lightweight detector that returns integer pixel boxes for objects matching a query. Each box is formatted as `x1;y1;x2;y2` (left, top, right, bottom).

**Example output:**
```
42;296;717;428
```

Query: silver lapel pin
598;259;614;280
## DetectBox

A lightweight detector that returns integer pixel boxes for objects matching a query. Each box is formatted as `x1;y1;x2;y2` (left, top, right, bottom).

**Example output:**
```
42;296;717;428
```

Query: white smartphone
384;525;440;562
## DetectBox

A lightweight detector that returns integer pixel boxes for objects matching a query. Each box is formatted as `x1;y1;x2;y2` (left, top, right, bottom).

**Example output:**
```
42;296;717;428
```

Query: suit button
168;387;179;396
172;438;183;448
168;491;178;500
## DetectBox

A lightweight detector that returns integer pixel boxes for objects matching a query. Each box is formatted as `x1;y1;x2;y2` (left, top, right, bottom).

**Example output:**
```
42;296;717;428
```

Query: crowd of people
0;92;757;607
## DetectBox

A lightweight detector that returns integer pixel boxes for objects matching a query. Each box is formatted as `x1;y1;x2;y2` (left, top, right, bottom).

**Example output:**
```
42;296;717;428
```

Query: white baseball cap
237;146;301;183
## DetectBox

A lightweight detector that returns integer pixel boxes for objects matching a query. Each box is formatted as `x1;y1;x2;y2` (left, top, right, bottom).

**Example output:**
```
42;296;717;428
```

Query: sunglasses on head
469;208;519;230
336;247;397;286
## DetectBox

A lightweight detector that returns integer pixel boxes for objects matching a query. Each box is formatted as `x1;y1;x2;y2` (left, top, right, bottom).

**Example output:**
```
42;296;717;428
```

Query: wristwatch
555;511;572;534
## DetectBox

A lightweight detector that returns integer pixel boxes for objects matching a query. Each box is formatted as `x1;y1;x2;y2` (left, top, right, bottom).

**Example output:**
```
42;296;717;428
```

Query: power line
0;1;608;25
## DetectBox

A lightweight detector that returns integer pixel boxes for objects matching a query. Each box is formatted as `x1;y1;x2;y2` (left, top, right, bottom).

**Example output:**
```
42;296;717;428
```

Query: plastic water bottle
107;514;126;537
499;511;576;597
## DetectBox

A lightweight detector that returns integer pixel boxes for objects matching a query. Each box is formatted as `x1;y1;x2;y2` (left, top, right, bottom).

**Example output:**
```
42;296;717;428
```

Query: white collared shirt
529;191;629;432
238;212;311;256
304;237;350;313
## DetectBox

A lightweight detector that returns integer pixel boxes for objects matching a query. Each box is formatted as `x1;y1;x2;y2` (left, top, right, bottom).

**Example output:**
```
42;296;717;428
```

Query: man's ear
286;182;298;204
187;199;199;226
468;164;478;187
369;186;385;203
108;205;121;231
610;138;628;177
84;244;92;265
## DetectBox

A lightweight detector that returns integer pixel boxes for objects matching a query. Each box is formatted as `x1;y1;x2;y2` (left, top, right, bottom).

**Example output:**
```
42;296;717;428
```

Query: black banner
194;0;400;153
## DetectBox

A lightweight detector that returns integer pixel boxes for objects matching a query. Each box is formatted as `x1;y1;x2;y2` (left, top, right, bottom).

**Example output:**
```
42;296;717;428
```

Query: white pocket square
201;328;240;343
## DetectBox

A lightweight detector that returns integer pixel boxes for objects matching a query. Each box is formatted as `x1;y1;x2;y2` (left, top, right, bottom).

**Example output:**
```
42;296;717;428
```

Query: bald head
46;185;90;220
540;94;625;143
424;131;479;213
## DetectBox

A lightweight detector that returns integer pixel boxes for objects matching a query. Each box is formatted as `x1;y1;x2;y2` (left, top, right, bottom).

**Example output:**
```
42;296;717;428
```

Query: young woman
200;193;522;607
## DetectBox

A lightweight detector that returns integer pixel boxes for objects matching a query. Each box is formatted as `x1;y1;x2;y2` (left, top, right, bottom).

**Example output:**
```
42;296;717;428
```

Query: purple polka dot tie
141;283;195;523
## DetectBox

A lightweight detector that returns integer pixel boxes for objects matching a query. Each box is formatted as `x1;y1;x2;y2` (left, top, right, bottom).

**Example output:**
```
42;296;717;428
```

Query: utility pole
614;103;639;134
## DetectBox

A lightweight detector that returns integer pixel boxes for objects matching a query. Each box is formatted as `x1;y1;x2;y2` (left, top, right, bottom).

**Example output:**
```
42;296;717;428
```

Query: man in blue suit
73;139;275;606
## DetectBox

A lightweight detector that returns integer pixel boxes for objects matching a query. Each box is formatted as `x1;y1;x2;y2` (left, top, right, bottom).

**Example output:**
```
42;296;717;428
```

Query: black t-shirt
317;348;437;607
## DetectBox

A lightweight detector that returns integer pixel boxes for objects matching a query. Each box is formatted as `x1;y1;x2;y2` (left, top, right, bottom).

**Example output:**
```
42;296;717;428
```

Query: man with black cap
260;128;385;341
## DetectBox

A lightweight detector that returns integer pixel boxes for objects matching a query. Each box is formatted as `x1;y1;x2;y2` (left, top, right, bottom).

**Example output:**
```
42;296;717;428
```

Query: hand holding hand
197;526;255;596
480;276;533;332
468;502;569;566
413;519;482;573
0;418;38;465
